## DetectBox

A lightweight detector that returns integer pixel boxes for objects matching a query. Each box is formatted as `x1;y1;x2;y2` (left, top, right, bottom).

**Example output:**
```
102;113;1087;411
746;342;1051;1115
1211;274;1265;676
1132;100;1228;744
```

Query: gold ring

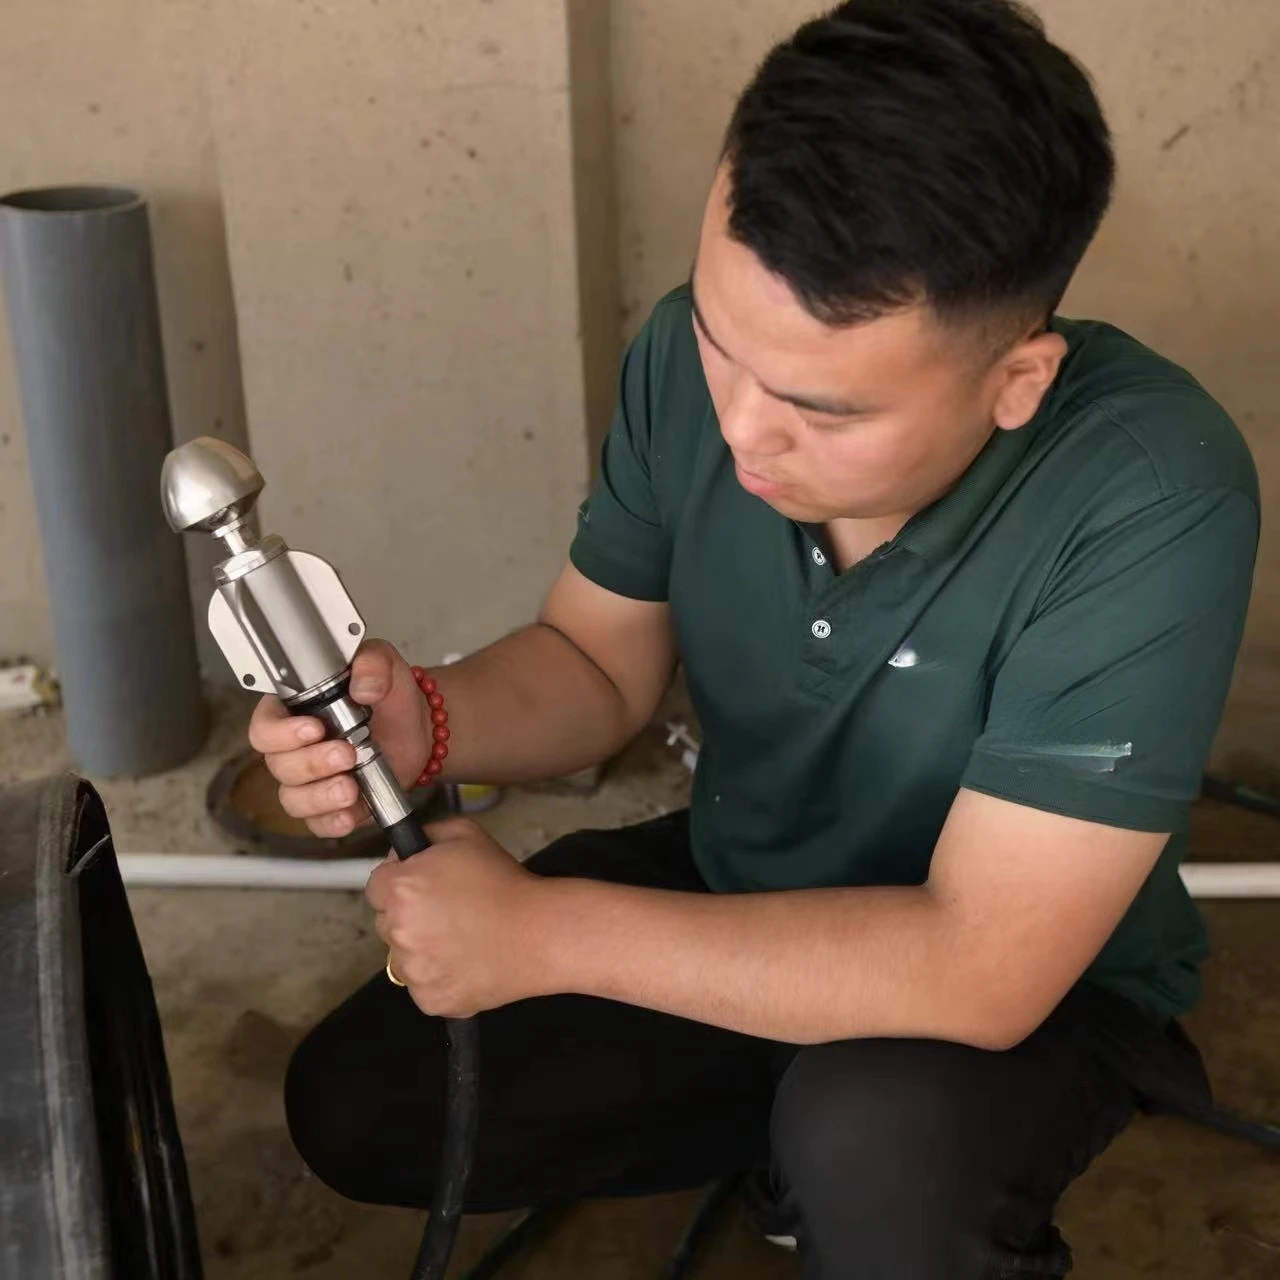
385;957;406;987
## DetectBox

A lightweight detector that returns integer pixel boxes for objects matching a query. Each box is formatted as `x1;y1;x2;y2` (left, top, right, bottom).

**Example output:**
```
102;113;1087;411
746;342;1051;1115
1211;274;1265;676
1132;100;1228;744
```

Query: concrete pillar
205;0;606;661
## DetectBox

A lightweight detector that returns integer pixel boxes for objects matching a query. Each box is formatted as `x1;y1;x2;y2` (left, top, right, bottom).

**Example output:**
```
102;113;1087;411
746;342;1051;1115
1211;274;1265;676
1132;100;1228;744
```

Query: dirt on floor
3;690;1279;1278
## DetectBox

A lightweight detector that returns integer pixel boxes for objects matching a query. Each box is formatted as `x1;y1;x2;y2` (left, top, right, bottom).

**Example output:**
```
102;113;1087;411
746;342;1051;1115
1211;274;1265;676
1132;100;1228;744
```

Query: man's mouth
734;460;786;499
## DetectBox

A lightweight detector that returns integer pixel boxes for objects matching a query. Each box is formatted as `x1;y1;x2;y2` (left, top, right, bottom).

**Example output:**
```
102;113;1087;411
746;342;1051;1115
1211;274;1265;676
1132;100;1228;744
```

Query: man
257;1;1259;1275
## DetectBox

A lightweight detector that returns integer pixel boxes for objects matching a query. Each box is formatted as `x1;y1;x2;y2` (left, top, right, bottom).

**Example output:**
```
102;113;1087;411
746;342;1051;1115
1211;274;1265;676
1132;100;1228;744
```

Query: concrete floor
3;691;1280;1277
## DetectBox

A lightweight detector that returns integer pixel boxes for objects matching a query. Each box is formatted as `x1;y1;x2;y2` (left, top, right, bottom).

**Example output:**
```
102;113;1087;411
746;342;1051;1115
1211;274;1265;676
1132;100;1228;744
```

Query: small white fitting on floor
0;662;59;712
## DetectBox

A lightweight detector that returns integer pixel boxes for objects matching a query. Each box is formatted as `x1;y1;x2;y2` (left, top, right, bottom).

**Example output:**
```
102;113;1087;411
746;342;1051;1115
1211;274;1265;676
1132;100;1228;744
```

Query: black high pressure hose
161;436;484;1279
387;816;482;1279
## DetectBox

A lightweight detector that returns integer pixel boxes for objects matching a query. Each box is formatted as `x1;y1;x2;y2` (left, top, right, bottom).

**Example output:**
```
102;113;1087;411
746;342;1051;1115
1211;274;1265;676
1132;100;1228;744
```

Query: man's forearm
528;876;1023;1050
429;624;638;785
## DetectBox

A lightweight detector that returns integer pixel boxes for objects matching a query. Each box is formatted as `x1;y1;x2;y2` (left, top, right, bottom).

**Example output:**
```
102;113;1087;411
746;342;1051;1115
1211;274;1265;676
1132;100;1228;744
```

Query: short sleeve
962;487;1259;831
569;321;672;602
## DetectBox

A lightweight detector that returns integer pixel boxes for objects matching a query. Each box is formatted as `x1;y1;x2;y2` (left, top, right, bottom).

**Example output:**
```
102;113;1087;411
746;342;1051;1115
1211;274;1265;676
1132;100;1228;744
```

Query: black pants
285;812;1210;1279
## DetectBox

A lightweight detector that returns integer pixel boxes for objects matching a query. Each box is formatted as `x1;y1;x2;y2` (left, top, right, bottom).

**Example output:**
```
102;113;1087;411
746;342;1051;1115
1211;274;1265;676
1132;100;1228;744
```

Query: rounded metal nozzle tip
161;436;264;534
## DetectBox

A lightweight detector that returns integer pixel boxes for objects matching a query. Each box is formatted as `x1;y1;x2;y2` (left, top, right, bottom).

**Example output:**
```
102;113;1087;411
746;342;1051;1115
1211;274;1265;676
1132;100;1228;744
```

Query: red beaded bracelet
410;665;451;789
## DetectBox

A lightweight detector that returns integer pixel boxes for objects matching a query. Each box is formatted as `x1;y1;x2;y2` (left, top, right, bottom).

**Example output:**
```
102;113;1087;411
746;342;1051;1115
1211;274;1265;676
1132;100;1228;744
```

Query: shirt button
811;619;832;640
812;546;827;567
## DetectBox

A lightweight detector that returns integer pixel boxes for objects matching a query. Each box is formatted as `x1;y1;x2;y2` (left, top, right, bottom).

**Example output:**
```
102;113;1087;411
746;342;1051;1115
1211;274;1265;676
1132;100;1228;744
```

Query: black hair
723;0;1114;338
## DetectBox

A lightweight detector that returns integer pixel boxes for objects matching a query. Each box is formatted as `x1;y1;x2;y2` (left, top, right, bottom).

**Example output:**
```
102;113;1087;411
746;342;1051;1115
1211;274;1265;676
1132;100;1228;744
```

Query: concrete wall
0;0;250;676
611;0;1280;772
1;0;1276;772
0;0;602;677
568;0;626;464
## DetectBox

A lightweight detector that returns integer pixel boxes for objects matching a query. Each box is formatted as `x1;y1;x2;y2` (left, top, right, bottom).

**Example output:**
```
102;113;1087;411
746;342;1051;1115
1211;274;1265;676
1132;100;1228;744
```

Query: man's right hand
249;639;430;838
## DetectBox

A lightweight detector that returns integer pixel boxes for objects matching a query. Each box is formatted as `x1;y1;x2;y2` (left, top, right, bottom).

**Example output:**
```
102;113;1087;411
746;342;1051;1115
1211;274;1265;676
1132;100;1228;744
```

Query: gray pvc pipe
0;186;207;775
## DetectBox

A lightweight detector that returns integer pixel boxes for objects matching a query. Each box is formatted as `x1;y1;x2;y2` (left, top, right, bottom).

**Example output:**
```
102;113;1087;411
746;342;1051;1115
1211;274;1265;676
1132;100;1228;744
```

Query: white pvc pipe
119;853;381;890
1180;863;1280;899
117;854;1280;899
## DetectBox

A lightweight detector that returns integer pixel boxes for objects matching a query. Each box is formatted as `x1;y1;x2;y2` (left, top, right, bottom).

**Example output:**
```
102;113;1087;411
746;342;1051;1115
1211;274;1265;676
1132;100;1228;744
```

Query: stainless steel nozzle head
161;436;264;534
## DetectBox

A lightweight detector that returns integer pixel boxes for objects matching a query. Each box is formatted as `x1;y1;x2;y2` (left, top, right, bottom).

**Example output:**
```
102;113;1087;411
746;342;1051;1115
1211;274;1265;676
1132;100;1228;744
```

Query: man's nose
718;378;791;457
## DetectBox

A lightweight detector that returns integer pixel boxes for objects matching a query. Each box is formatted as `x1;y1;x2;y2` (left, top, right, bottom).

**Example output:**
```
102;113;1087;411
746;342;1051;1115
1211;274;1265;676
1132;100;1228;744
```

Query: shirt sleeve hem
961;749;1186;833
569;535;669;603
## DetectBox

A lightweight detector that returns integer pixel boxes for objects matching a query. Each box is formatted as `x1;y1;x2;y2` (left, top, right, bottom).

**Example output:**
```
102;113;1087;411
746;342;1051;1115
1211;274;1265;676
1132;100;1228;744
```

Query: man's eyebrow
689;278;874;419
689;283;732;361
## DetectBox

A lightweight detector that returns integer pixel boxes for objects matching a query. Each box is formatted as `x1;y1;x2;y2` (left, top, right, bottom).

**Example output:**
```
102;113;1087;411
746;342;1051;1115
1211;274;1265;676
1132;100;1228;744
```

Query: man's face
691;170;1017;526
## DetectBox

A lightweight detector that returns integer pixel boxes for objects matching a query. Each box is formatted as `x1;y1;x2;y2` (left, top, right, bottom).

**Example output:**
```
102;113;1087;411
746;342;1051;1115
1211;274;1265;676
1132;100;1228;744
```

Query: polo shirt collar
894;425;1038;561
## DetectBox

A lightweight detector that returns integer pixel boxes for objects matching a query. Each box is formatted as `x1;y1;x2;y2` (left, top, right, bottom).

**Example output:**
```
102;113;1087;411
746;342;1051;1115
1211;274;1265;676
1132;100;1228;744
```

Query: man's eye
804;412;855;430
803;404;876;429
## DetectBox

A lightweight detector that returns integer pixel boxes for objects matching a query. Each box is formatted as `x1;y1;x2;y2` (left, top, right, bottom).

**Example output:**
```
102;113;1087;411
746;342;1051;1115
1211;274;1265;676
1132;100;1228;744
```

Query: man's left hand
366;817;550;1017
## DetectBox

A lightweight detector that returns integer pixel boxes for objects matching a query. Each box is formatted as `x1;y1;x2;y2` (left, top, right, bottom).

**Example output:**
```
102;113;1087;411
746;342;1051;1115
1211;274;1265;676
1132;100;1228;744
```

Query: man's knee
772;1038;980;1196
769;1038;1038;1279
283;983;444;1208
283;1021;370;1201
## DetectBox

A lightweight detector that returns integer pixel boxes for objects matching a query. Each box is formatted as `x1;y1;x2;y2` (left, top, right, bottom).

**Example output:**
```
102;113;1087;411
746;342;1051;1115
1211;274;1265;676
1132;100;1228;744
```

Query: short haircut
723;0;1115;341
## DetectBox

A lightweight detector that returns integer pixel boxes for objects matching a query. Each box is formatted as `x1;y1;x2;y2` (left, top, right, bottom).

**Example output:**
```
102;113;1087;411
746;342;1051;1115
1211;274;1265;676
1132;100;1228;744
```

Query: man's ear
991;331;1068;432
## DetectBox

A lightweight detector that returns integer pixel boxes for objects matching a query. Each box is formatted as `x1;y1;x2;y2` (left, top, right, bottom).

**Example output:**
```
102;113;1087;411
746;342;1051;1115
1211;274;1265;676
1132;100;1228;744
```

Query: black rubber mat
0;775;201;1279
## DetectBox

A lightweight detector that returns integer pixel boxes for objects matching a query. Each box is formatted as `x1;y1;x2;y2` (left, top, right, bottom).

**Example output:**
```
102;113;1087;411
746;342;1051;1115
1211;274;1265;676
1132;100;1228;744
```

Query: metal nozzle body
161;436;414;830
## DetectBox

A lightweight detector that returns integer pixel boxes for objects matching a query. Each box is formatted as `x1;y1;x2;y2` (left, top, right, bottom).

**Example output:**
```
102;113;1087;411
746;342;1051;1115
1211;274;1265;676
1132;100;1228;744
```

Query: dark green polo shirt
570;286;1258;1022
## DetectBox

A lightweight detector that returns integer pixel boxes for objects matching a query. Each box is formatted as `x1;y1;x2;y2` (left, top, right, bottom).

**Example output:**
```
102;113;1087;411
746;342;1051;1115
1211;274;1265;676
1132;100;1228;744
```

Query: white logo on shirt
888;644;920;669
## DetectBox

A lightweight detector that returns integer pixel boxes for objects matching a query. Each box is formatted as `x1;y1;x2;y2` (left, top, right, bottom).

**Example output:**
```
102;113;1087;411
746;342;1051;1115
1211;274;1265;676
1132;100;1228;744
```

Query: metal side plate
208;593;274;692
287;551;365;664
